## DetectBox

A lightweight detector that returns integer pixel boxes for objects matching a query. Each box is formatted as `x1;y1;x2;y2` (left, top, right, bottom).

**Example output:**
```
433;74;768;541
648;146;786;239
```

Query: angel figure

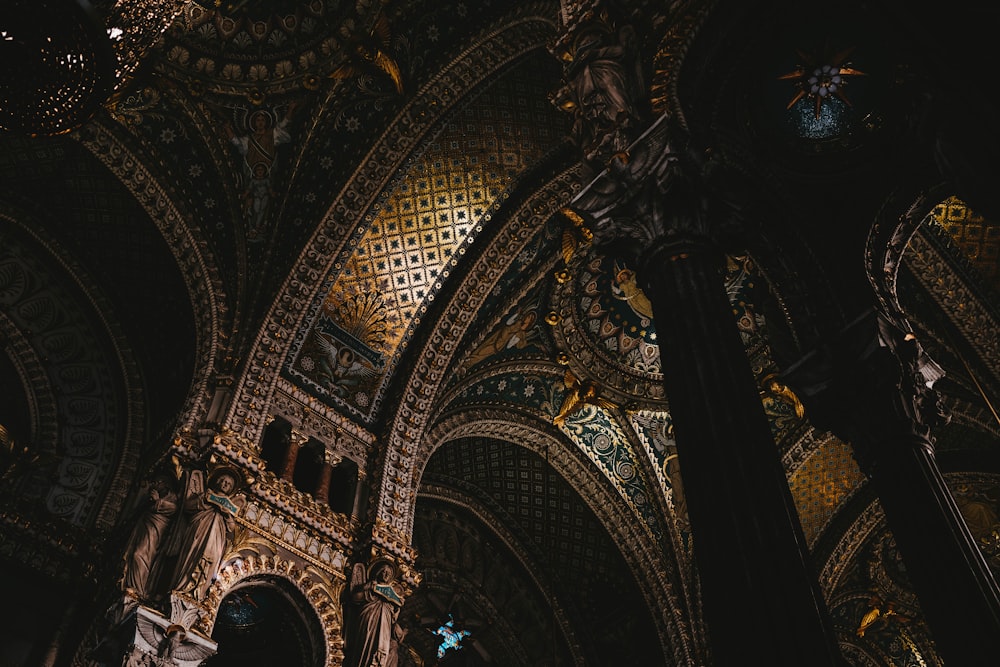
122;470;179;600
760;372;805;419
465;308;539;368
314;333;378;396
553;369;616;427
559;207;593;266
224;102;298;238
329;12;404;94
856;594;910;637
166;468;240;601
611;262;653;323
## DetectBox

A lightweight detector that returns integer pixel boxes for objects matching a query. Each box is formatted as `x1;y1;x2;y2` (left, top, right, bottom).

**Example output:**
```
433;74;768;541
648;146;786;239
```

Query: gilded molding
226;9;562;443
202;548;346;666
905;229;1000;379
270;379;374;464
377;166;581;535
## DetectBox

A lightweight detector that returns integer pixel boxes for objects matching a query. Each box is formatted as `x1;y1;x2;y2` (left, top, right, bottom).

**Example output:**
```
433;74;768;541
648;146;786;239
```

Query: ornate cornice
269;379;375;464
206;430;357;551
819;498;883;592
905;228;1000;383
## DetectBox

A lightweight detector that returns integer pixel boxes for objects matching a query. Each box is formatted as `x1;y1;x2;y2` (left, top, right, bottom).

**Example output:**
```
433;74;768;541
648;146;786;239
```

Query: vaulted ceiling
2;1;999;665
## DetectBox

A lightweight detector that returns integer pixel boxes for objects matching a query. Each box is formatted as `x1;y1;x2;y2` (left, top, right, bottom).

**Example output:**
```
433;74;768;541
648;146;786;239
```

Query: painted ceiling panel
287;54;568;423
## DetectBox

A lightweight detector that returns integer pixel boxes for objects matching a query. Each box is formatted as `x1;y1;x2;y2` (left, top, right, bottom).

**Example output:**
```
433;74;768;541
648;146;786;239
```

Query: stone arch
208;575;328;667
225;6;563;444
202;548;345;666
0;211;143;531
75;118;227;435
412;405;703;665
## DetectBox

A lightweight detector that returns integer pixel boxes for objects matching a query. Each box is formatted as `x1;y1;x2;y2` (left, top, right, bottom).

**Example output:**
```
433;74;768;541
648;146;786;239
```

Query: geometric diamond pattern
788;437;866;544
931;195;1000;289
330;68;566;353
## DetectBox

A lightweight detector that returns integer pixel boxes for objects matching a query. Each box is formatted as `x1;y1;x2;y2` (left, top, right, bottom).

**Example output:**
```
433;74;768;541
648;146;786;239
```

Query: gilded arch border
202;543;347;667
416;405;704;665
225;6;564;443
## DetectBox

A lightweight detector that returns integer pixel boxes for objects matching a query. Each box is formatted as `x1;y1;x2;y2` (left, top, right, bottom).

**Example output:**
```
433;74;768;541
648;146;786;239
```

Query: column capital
289;428;310;447
566;115;753;275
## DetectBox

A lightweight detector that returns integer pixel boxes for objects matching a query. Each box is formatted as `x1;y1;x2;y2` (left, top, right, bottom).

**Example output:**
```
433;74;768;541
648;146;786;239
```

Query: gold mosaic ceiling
289;60;568;421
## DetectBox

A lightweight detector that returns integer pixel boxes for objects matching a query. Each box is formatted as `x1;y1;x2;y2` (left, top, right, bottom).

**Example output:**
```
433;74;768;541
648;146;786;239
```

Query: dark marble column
352;471;368;522
569;116;842;665
782;310;1000;662
315;451;341;505
282;429;308;482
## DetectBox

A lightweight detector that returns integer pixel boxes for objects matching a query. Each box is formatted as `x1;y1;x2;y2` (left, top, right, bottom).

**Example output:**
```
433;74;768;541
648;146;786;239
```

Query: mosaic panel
556;403;665;546
423;438;643;595
931;196;999;291
288;60;567;422
788;437;866;544
628;409;684;522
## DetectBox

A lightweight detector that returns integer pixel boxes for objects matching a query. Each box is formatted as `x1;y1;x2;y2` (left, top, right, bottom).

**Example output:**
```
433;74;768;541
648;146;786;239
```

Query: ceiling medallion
778;45;865;119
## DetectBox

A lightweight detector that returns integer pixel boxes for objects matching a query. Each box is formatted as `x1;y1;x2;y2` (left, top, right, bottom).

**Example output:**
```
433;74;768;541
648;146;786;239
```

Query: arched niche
259;417;292;476
205;576;326;667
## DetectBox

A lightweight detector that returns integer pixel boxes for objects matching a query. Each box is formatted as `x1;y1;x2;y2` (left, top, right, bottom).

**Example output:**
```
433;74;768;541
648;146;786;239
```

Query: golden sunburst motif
778;45;866;119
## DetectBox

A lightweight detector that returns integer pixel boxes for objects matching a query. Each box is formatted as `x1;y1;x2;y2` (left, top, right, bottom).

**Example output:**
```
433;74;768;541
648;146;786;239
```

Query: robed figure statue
344;560;405;667
121;471;179;599
166;468;240;601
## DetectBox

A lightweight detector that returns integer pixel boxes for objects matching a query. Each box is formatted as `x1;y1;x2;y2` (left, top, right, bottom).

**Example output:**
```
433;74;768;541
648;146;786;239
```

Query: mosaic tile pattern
290;58;568;421
788;437;866;544
931;196;999;289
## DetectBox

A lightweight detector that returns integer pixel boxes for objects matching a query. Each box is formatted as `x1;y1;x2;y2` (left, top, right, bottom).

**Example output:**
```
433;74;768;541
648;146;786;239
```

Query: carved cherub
553;369;616;427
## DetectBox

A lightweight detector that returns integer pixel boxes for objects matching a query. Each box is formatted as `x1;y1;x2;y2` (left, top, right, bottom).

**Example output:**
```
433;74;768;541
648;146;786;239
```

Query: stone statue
345;560;405;667
122;471;179;600
167;468;240;601
551;18;645;167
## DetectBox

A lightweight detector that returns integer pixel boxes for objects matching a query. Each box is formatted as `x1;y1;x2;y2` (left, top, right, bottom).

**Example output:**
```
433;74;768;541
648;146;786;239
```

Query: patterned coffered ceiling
286;52;568;423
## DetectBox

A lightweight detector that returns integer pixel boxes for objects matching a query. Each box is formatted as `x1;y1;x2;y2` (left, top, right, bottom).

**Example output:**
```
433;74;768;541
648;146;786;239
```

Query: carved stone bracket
96;599;217;667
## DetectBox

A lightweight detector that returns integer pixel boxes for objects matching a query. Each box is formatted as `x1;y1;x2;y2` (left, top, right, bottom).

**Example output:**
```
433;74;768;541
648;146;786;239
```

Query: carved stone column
315;450;341;505
568;116;842;665
782;310;1000;662
282;429;308;482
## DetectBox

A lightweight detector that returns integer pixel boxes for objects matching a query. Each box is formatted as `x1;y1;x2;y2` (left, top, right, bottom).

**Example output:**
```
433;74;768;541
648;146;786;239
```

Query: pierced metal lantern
0;0;115;136
1;0;185;136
